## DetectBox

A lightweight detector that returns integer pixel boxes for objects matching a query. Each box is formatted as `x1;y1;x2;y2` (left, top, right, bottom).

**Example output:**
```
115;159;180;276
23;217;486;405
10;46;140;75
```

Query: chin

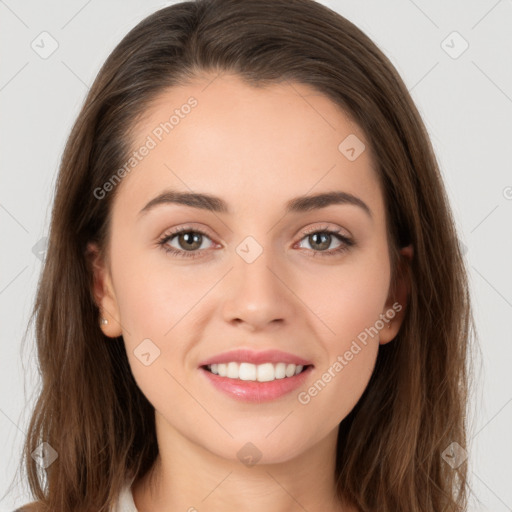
202;430;315;467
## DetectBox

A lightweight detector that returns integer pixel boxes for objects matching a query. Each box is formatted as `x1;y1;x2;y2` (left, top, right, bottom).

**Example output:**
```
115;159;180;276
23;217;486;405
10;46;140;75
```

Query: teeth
207;362;305;382
227;362;238;378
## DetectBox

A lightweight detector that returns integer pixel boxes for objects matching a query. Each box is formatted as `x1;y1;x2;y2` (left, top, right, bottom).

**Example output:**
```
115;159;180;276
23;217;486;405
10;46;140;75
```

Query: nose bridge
221;234;295;329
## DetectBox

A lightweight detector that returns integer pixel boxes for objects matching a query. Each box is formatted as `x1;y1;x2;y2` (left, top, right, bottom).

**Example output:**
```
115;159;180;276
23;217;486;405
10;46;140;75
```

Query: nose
221;244;297;332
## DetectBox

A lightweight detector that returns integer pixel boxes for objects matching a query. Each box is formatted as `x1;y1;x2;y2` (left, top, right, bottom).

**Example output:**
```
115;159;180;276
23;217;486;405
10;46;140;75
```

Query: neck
131;413;356;512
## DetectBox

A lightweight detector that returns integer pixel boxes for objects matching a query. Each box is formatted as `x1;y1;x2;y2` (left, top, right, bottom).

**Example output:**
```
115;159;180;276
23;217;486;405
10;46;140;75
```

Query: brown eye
296;229;355;257
307;232;334;251
158;227;215;258
175;231;204;251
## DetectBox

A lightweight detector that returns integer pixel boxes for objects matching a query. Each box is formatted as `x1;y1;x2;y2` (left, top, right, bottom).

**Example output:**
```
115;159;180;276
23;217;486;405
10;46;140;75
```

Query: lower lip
200;366;313;403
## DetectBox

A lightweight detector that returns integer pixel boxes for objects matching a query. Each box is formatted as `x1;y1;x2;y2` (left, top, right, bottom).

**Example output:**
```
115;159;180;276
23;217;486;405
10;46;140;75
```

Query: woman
12;0;475;510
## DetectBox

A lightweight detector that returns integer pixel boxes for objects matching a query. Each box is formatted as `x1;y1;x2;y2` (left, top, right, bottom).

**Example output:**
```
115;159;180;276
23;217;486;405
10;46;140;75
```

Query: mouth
198;348;314;402
202;362;312;382
199;361;314;402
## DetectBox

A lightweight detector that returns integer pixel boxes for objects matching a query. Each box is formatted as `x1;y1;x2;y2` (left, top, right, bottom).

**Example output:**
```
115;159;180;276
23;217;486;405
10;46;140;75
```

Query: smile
200;363;313;402
205;362;308;382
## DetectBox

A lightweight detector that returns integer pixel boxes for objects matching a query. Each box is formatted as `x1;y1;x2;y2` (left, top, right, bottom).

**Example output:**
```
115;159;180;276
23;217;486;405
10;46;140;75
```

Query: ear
85;242;123;338
379;244;413;345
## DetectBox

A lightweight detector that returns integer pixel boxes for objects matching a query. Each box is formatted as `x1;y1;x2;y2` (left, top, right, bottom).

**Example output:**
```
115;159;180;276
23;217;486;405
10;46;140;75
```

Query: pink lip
198;348;313;367
199;365;313;403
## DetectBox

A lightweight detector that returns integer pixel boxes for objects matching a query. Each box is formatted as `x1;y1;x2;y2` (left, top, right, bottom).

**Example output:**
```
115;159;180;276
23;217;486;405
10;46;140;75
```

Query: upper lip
198;349;313;367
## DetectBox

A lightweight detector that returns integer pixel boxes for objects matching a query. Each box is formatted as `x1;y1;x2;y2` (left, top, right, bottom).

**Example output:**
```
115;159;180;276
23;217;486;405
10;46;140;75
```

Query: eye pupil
310;232;330;251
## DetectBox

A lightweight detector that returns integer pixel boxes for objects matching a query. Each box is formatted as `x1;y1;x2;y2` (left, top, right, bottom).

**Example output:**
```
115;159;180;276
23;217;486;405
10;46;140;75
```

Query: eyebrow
138;189;372;218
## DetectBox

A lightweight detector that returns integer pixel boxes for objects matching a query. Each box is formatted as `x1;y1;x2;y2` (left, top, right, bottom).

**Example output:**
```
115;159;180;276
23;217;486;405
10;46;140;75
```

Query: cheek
110;241;208;338
296;250;391;345
296;342;378;438
112;258;196;409
291;249;389;419
110;245;213;393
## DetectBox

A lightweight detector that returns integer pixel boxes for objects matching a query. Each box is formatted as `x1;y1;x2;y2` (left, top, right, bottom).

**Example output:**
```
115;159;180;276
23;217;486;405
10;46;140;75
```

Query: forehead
113;73;384;221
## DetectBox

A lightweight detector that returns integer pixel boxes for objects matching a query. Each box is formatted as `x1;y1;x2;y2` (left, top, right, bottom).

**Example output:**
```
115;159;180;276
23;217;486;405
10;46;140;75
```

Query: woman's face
90;73;409;464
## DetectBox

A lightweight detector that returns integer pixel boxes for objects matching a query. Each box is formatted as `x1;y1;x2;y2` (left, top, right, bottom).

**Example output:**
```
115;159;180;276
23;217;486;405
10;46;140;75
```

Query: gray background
1;0;511;510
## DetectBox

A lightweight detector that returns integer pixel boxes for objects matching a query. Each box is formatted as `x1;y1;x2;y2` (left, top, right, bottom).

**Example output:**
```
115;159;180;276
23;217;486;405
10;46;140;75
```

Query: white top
113;479;139;512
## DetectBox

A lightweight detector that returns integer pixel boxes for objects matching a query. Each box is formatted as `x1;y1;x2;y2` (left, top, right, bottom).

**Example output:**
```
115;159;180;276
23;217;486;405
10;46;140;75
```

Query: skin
88;73;412;512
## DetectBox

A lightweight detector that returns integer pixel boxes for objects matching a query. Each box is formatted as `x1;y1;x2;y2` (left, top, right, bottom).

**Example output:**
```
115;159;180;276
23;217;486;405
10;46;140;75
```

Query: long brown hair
10;0;476;510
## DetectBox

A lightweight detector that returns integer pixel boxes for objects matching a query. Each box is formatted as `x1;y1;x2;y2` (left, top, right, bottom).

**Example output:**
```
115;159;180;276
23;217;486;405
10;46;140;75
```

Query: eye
157;226;216;259
157;224;355;260
295;225;354;257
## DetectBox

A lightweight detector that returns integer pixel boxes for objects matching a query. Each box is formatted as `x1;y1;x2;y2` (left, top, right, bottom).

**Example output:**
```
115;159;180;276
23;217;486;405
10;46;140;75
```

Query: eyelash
157;225;355;260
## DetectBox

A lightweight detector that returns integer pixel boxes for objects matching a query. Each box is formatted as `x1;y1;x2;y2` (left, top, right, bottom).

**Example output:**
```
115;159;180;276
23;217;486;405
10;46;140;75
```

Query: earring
100;317;109;325
388;321;392;329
